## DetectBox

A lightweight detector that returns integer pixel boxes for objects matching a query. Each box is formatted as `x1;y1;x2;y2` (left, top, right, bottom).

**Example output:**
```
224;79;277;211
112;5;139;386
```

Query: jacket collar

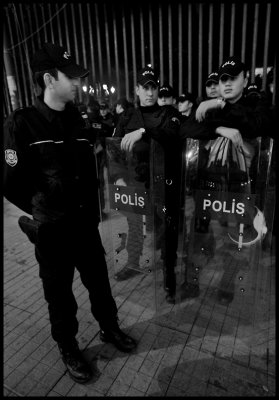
33;96;73;122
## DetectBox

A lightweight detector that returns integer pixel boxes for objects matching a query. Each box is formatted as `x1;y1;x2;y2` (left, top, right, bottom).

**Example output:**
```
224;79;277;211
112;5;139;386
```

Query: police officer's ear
43;73;54;88
135;84;140;97
243;76;249;89
242;71;249;89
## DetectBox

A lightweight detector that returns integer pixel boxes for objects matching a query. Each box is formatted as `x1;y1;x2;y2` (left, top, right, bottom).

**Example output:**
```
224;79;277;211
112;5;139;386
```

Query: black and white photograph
3;1;276;397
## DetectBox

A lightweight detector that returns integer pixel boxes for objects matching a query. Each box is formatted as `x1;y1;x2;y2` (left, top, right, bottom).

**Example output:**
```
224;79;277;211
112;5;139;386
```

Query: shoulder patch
171;117;180;125
5;149;18;167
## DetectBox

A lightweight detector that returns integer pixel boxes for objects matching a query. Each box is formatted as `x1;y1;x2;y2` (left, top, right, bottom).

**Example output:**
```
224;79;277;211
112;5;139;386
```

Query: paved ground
3;198;276;397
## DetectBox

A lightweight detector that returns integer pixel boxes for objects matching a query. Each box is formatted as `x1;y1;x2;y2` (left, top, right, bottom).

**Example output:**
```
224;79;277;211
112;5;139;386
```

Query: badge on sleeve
5;149;18;167
171;117;180;125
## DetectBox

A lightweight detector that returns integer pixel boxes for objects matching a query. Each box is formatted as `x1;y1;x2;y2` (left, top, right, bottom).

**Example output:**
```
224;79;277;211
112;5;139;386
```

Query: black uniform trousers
34;210;118;345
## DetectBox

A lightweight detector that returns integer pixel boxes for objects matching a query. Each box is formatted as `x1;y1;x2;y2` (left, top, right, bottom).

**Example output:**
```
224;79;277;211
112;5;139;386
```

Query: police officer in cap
158;83;177;107
3;42;137;384
113;66;181;304
204;71;220;99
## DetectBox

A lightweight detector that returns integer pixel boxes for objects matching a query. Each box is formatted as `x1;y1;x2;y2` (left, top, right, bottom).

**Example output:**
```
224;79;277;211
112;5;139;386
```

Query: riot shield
175;136;275;373
104;137;183;314
104;137;156;312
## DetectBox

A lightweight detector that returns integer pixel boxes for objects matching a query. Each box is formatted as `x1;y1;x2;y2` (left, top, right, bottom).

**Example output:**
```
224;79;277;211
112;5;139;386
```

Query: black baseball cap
177;91;195;104
137;67;159;86
116;97;130;109
31;42;89;78
99;101;109;109
218;56;247;79
246;84;260;97
158;84;174;98
206;71;219;85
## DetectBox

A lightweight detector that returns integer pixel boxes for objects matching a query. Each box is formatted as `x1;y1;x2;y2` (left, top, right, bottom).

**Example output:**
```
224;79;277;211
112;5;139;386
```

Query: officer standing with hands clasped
3;42;136;384
113;66;181;304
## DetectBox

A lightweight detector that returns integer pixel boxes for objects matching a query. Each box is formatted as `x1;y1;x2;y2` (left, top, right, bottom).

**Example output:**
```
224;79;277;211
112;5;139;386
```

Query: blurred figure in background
99;101;115;136
205;71;220;99
177;91;197;121
113;97;134;129
157;84;176;108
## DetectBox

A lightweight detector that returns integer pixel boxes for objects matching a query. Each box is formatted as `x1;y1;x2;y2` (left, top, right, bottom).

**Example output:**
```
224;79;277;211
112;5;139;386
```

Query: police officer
157;83;176;107
113;66;181;304
177;91;197;122
204;71;220;99
3;42;136;384
99;101;115;136
113;97;133;128
180;56;273;302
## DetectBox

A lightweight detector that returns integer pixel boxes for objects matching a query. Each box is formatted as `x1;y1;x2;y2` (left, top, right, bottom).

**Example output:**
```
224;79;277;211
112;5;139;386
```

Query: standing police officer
113;66;181;304
3;42;136;384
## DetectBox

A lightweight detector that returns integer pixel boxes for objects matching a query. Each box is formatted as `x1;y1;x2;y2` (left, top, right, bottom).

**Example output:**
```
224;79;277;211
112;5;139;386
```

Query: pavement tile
26;382;51;397
5;369;26;389
4;345;19;364
107;380;130;396
131;370;153;392
139;357;160;377
14;375;39;396
166;385;188;396
146;378;169;396
103;357;127;379
51;375;75;396
89;374;114;395
46;390;63;397
27;361;51;382
15;357;40;376
115;365;138;386
123;353;145;371
3;364;14;379
29;343;52;361
125;386;145;396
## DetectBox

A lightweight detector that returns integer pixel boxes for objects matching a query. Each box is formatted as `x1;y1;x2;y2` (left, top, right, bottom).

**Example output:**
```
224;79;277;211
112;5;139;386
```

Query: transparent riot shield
176;136;275;374
104;137;156;312
104;138;183;316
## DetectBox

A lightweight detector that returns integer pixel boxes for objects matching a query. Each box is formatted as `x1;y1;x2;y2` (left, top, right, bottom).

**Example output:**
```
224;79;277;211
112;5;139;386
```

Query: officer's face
136;83;158;107
219;72;248;103
51;71;80;103
178;100;192;114
205;82;220;98
116;104;124;114
158;96;173;106
100;108;109;117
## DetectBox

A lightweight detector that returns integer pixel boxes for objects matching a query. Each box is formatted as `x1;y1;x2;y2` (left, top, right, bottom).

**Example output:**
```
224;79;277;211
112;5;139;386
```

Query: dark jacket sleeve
203;97;273;139
113;110;133;137
179;111;218;141
3;112;35;214
147;107;181;147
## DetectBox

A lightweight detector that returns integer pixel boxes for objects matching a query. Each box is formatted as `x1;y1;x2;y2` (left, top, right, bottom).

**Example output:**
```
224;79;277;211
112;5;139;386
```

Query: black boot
100;324;137;352
58;340;92;383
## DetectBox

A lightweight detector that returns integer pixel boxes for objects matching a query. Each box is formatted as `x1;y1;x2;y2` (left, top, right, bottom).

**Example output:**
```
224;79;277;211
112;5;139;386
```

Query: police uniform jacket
3;96;100;225
113;104;181;219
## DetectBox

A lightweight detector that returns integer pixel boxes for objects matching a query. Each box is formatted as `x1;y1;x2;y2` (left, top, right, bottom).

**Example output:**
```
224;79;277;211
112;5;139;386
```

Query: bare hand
216;127;243;148
115;178;127;186
120;129;143;152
